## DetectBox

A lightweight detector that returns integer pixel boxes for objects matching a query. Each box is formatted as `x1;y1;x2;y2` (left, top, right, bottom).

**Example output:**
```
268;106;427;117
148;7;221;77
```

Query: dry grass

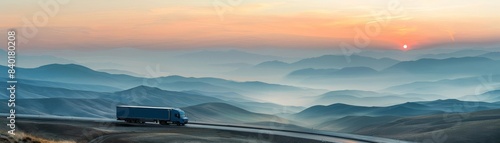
1;132;75;143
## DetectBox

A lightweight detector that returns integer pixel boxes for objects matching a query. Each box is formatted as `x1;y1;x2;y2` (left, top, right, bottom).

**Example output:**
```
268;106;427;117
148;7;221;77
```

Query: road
6;115;411;143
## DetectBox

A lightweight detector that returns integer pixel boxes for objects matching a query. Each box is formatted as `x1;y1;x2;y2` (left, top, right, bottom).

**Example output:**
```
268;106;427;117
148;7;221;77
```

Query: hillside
293;99;500;125
315;116;401;132
354;109;500;143
0;64;325;106
113;85;225;107
0;98;116;118
311;90;425;106
181;102;290;124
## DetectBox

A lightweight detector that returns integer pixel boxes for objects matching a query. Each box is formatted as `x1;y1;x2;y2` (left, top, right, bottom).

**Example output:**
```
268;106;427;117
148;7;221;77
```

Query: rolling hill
293;103;379;124
153;75;325;105
113;85;225;107
252;54;398;70
315;115;401;132
182;90;257;102
460;89;500;102
228;101;306;114
0;49;75;68
308;90;436;106
312;94;423;106
417;49;489;59
0;64;315;95
0;64;325;105
1;64;143;89
478;52;500;60
0;82;112;99
0;81;307;118
383;74;500;97
286;67;377;79
227;54;398;84
181;102;290;124
292;99;500;125
415;99;500;112
289;55;399;70
0;98;117;118
354;109;500;143
180;90;306;114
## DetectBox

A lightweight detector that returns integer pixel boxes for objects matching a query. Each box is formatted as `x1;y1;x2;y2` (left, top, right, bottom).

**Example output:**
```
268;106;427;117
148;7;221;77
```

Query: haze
1;0;500;50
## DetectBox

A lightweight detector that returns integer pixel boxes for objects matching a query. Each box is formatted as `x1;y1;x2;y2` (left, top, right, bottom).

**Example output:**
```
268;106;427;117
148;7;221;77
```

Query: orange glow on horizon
2;0;500;50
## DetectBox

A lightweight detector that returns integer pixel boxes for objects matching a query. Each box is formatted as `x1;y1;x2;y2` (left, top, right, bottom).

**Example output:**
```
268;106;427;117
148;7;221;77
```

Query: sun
403;44;408;49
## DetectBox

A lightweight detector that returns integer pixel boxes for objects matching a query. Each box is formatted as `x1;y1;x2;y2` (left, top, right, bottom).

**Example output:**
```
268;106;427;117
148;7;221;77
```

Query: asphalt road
8;115;411;143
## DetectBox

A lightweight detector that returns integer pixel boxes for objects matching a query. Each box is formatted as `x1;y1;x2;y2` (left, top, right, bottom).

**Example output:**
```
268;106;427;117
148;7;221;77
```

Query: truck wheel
177;123;181;126
159;120;167;125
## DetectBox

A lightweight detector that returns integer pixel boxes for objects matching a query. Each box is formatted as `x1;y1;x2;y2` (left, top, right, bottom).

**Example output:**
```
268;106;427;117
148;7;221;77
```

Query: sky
1;0;500;51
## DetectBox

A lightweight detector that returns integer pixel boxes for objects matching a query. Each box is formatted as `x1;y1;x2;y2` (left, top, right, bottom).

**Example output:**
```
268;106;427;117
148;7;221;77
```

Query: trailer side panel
117;106;170;120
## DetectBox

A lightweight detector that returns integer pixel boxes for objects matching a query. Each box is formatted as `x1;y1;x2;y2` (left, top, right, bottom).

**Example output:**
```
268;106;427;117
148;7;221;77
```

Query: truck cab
171;109;189;125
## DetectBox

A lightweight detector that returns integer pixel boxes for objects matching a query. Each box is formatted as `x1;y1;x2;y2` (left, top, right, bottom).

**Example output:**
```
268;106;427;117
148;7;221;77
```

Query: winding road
10;115;410;143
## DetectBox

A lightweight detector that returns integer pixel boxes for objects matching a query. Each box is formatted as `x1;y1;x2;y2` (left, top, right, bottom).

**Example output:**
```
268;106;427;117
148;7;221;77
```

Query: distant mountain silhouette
228;54;398;84
254;60;289;68
287;67;377;79
114;85;225;107
0;82;111;99
182;90;305;114
182;90;256;102
0;49;75;68
0;64;320;102
254;54;399;70
384;57;500;75
384;75;500;97
415;99;500;112
0;81;307;117
478;52;500;60
158;81;237;93
0;98;117;118
98;69;144;77
291;55;398;70
284;57;500;92
287;68;338;77
461;89;500;102
309;90;427;106
1;64;143;89
0;78;121;92
417;49;489;59
176;50;285;64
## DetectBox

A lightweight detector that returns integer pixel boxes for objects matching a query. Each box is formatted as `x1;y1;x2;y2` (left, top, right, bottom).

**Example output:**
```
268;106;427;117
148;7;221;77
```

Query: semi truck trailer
116;105;188;126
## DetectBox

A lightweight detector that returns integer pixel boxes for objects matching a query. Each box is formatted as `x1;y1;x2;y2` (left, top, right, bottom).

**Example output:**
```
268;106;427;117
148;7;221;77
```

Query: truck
116;105;188;126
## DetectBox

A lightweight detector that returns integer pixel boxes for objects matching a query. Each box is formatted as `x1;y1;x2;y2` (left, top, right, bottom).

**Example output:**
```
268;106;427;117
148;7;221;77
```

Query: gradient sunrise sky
2;0;500;51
